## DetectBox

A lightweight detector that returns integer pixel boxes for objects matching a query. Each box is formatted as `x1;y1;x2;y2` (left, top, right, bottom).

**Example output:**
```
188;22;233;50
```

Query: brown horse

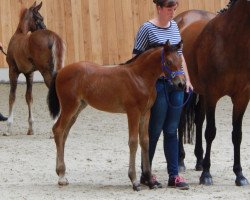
5;2;65;135
174;9;215;32
47;41;185;191
173;10;216;172
179;0;250;186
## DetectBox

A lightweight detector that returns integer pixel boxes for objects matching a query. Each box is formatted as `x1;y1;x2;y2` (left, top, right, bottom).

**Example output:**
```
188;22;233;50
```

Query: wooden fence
0;0;229;67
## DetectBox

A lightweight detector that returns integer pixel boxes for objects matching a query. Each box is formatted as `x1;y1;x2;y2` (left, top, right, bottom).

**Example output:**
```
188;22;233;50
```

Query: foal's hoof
2;132;10;136
200;171;213;186
27;130;34;135
235;176;249;186
132;181;141;191
58;177;69;186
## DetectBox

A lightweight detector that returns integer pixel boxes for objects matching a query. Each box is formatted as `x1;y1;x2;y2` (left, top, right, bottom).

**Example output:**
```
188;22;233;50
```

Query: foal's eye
165;60;172;66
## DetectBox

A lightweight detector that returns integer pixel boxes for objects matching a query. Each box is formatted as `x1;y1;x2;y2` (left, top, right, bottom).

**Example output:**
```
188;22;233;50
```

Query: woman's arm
181;54;193;92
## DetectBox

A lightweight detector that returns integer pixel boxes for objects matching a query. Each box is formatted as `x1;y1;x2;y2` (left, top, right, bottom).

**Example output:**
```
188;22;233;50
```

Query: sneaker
140;174;163;189
168;175;189;190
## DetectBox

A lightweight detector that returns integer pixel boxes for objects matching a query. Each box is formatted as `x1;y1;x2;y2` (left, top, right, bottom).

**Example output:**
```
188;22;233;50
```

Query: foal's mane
120;43;165;65
218;0;238;14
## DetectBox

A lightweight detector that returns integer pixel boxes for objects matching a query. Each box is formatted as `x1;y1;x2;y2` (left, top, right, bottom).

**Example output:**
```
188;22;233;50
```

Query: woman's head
153;0;179;8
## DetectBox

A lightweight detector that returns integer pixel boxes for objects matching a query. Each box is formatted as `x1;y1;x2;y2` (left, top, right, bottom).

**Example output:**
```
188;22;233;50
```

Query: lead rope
163;79;193;109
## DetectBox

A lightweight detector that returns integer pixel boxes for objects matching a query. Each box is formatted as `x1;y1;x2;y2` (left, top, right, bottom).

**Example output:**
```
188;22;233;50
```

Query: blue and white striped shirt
133;20;182;55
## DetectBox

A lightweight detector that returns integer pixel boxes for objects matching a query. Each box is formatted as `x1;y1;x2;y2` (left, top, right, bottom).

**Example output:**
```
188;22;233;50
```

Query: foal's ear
34;2;43;12
30;1;37;9
164;40;171;52
176;40;183;50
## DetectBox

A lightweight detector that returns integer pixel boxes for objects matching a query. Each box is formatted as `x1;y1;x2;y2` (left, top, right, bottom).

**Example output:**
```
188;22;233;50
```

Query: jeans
148;79;184;178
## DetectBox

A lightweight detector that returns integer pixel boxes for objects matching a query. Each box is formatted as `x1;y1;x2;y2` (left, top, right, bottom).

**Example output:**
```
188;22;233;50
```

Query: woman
0;42;8;121
133;0;193;190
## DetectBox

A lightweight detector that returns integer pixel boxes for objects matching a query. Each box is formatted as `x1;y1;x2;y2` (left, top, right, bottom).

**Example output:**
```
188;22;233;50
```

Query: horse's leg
139;111;156;189
5;69;19;136
25;73;34;135
200;95;218;185
127;109;141;191
231;94;249;186
194;95;205;171
53;100;86;185
178;109;186;172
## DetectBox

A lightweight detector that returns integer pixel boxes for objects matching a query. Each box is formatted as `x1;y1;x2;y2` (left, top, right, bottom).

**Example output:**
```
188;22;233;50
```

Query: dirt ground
0;83;249;200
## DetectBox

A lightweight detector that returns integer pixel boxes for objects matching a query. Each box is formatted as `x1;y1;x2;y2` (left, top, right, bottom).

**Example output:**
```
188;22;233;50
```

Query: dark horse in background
3;2;65;135
173;9;216;172
47;41;185;191
177;0;249;186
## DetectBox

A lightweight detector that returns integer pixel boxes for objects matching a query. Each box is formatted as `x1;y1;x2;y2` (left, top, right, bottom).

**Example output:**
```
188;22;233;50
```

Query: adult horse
47;41;185;191
173;10;216;172
180;0;250;186
5;2;65;135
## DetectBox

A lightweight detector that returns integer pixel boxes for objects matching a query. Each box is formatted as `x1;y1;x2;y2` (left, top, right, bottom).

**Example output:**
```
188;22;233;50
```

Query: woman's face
158;5;177;20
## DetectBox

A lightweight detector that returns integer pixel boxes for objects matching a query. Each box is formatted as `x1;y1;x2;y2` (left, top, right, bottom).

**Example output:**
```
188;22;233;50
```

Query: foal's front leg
127;110;141;191
139;111;155;189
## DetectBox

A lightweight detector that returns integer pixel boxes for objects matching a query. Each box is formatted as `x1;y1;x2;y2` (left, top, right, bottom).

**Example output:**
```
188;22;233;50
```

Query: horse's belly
87;100;126;113
15;59;34;73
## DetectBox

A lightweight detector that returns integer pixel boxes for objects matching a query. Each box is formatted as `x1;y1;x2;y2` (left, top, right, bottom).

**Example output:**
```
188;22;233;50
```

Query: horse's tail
178;92;198;144
47;73;60;119
51;34;66;72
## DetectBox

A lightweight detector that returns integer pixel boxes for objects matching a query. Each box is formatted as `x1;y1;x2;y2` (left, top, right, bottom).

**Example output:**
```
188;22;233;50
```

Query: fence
0;0;229;67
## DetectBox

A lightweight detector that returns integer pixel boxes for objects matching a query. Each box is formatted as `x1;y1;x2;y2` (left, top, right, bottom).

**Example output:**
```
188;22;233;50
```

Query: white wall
0;68;44;83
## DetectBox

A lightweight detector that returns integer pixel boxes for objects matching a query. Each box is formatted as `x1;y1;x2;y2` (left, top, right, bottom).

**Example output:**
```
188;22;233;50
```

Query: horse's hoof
49;135;54;139
195;164;203;171
132;181;141;191
200;171;213;186
179;164;186;173
58;177;69;186
235;176;249;186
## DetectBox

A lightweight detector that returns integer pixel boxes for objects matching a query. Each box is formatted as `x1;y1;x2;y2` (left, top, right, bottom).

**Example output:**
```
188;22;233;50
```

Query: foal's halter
161;48;192;109
161;49;184;80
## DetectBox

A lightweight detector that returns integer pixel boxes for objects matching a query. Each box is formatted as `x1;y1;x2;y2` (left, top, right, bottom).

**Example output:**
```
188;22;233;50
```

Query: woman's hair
153;0;179;7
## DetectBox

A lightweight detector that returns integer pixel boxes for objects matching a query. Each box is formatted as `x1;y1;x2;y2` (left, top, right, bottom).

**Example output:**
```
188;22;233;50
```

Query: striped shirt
133;20;182;55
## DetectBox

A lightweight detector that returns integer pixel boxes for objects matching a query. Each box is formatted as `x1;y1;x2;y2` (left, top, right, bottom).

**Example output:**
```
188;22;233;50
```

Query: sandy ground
0;83;249;200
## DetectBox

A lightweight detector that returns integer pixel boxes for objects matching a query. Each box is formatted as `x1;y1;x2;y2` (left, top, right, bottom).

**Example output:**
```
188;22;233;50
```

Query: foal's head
161;40;186;90
19;1;46;33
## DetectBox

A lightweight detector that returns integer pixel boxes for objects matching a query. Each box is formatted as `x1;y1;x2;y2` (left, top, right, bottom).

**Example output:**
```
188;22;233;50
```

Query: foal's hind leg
231;94;249;186
53;100;86;185
25;73;34;135
6;69;19;136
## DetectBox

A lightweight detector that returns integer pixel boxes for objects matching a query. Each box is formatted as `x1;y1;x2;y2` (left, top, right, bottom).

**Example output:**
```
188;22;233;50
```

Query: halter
161;48;193;109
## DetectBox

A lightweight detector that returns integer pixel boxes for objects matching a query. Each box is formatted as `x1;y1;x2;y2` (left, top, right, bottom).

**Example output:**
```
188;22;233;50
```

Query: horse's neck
15;21;29;34
132;49;162;83
226;0;250;21
15;10;30;34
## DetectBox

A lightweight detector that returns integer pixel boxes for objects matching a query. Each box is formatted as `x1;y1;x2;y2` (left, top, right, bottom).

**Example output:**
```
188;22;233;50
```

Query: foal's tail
47;73;60;119
0;46;7;56
51;34;66;72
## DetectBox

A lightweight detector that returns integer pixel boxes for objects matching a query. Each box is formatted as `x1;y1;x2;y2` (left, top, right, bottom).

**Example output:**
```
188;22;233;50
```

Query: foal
47;41;185;191
5;2;65;135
